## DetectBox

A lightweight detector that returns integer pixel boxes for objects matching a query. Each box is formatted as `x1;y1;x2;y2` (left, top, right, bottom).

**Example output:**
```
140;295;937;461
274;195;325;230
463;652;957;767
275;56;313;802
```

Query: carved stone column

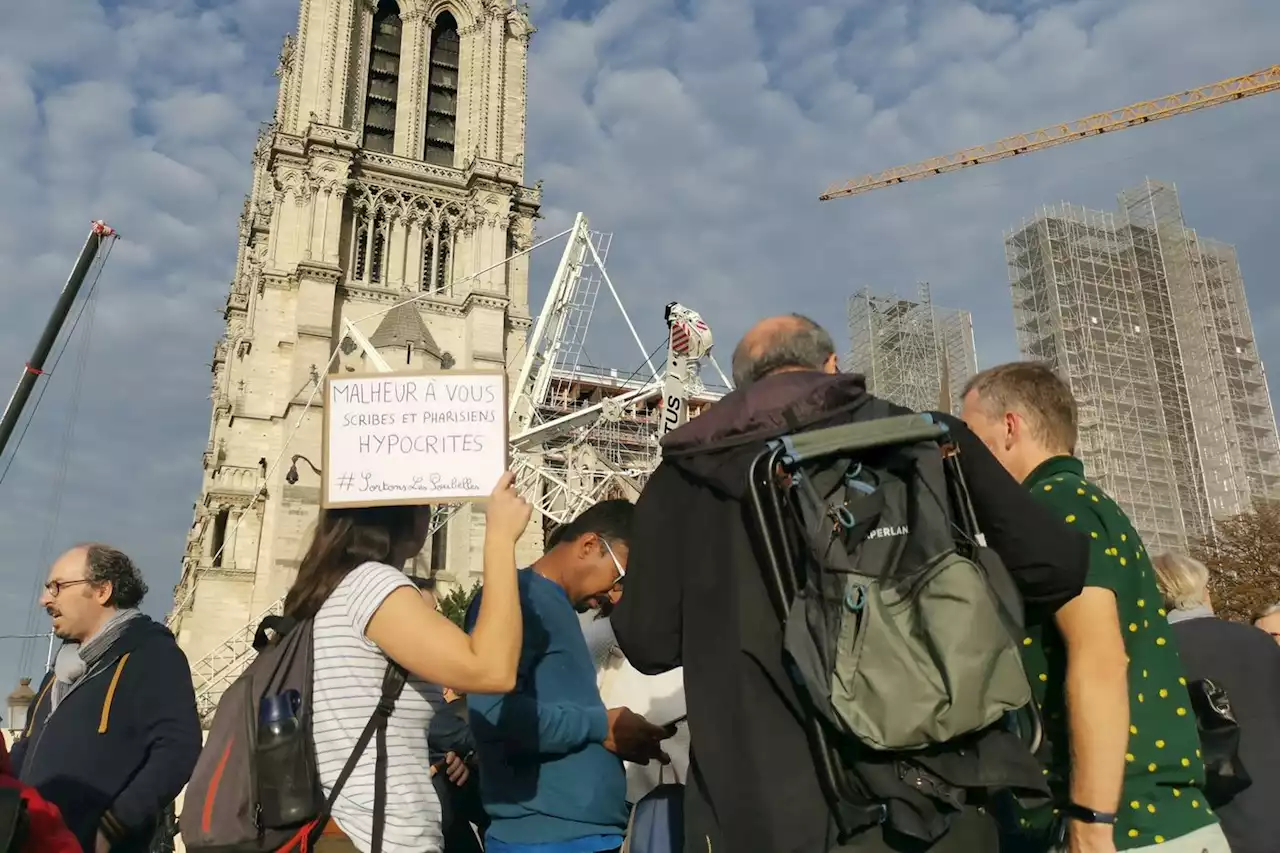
405;214;425;292
401;9;431;159
202;509;217;562
483;11;502;159
387;213;406;289
328;0;357;126
226;508;243;569
267;190;285;266
348;0;377;136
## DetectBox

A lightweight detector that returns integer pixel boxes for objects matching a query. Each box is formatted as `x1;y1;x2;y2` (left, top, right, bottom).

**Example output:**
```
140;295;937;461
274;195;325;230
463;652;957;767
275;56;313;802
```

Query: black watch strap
1063;803;1117;825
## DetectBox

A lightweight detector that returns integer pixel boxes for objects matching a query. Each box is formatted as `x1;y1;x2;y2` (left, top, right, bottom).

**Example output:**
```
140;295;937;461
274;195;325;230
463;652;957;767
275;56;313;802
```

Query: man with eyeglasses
464;500;672;853
10;544;201;853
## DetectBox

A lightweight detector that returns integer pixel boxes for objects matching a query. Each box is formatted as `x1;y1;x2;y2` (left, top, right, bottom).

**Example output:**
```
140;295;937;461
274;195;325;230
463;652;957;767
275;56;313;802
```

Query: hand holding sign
485;471;532;544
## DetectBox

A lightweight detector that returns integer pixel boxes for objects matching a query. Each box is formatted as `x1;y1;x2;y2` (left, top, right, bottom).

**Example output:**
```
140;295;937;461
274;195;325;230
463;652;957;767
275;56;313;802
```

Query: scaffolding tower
1007;204;1187;551
1006;179;1280;551
846;283;977;415
1119;180;1221;543
1198;237;1280;501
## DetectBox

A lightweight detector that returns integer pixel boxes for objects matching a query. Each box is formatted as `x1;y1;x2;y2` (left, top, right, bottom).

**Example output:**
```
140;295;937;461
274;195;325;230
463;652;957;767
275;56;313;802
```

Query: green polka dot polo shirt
1017;456;1217;849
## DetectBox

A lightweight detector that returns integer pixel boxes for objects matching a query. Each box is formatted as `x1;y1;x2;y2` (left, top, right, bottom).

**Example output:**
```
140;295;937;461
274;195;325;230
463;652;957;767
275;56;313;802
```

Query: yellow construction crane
820;64;1280;201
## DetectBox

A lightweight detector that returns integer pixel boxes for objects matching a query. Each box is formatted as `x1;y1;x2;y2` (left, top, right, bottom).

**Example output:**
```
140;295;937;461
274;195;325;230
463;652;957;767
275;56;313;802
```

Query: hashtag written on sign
337;473;355;490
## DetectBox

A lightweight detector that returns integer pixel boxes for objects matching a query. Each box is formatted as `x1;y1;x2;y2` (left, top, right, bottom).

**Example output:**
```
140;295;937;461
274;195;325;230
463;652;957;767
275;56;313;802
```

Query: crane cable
13;237;112;676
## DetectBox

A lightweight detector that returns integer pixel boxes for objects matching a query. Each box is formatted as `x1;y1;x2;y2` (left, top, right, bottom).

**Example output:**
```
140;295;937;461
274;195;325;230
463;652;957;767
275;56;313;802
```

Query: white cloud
0;0;1277;685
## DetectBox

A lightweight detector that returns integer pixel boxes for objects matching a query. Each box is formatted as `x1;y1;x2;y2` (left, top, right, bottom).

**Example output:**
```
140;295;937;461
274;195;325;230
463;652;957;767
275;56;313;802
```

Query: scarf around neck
1166;603;1214;624
50;608;143;711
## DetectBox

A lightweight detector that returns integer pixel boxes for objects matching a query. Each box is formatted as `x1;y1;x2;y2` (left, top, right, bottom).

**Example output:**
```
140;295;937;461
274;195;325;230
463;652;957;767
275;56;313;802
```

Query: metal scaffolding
1119;180;1219;543
1006;179;1280;551
1006;204;1187;552
1198;237;1280;501
846;283;977;415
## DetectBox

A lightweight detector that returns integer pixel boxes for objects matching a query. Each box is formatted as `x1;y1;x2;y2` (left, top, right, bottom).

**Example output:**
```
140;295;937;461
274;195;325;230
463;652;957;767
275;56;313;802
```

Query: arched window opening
370;211;387;284
424;13;460;165
363;0;403;153
211;508;230;568
435;221;452;291
353;212;370;280
421;226;436;292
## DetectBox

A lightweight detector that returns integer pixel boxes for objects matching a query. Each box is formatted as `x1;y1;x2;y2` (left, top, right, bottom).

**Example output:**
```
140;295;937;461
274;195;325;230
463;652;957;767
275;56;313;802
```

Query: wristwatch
1063;803;1117;825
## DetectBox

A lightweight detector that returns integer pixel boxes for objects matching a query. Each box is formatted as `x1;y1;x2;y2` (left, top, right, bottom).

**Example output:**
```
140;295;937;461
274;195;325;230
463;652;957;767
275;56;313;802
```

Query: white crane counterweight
659;302;714;439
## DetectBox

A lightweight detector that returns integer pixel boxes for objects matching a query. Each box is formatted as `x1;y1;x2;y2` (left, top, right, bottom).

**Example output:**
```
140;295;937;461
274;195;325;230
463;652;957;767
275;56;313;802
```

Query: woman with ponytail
285;472;530;853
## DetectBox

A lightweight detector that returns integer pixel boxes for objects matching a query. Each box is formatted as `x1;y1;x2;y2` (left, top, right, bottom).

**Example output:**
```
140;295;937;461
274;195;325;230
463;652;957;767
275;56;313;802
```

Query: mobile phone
655;712;687;728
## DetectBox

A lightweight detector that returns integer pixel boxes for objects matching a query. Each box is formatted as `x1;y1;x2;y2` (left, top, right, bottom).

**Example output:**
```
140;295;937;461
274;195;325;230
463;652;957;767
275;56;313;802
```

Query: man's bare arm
1056;586;1129;850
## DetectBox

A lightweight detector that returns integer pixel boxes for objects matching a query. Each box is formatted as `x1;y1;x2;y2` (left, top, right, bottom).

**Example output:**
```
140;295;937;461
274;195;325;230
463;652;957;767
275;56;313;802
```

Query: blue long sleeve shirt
466;570;628;849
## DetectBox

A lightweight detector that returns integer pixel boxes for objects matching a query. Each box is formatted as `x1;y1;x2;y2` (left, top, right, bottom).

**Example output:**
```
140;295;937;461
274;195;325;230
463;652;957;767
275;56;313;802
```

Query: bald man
612;314;1090;853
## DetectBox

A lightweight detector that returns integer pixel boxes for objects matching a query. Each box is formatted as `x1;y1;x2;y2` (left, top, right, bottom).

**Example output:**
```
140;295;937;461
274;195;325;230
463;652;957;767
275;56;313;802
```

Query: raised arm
366;472;529;694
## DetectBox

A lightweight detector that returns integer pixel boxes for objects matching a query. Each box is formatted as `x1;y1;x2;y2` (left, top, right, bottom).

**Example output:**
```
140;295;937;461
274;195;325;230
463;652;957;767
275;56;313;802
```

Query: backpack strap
253;615;299;651
313;661;408;853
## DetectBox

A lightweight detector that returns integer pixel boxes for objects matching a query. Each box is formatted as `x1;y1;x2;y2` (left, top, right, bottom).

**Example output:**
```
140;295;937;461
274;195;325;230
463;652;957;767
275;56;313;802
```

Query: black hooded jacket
611;371;1089;853
12;617;202;853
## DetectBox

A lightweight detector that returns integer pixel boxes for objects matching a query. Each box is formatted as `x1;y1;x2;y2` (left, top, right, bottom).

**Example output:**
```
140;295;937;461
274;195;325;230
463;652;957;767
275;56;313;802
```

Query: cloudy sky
0;0;1276;689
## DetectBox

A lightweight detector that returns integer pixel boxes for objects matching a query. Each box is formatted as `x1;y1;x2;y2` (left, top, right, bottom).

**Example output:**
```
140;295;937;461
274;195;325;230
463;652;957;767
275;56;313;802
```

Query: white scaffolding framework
1006;179;1280;551
1198;237;1280;501
846;283;976;415
1007;204;1187;551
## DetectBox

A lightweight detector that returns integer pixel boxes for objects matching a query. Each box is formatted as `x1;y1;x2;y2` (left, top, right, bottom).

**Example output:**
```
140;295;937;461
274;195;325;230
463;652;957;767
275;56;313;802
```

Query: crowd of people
4;314;1280;853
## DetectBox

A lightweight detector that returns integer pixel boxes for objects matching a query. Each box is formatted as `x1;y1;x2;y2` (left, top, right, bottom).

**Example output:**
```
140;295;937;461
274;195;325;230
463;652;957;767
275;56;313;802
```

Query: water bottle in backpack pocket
256;690;313;829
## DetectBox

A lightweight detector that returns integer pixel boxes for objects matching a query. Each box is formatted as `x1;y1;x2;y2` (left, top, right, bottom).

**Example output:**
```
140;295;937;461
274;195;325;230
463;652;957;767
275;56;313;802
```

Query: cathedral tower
169;0;541;692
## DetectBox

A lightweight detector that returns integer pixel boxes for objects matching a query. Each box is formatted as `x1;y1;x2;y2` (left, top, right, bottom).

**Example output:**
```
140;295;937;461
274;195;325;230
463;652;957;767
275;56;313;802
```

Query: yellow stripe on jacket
98;653;131;734
24;678;53;738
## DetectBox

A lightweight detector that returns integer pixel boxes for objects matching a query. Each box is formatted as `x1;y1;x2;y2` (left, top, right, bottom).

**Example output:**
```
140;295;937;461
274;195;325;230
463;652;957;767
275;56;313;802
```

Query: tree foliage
438;580;482;629
1190;499;1280;623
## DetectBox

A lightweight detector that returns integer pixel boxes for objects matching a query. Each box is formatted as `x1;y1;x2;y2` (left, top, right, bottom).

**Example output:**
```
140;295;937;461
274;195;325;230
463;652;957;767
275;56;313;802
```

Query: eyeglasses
602;539;626;586
44;579;92;597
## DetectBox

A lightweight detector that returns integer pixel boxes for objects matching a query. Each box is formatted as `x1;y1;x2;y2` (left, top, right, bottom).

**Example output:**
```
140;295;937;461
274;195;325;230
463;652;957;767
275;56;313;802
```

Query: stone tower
169;0;542;678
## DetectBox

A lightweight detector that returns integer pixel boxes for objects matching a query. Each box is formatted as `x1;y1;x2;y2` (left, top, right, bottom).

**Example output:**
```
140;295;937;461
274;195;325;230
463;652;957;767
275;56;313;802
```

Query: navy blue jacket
11;617;202;853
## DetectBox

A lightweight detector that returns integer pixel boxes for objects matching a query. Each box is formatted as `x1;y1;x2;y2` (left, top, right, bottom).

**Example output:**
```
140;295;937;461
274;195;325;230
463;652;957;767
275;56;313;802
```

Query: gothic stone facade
169;0;544;665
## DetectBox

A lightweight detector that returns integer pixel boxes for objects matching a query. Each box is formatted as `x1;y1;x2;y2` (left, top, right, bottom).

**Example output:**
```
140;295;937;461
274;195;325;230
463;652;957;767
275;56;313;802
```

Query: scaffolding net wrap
845;283;977;416
1005;179;1280;551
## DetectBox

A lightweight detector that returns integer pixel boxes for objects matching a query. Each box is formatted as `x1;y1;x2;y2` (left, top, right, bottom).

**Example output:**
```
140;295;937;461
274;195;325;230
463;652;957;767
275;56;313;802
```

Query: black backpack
182;615;406;853
746;407;1048;844
1187;678;1251;807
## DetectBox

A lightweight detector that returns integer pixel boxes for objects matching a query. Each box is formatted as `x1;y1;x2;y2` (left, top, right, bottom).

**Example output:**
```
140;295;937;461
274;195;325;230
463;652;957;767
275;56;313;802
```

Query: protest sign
321;369;508;508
